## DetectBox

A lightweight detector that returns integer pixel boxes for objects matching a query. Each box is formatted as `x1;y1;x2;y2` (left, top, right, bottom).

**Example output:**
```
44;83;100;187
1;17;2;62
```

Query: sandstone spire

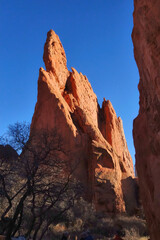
31;30;137;213
43;30;69;90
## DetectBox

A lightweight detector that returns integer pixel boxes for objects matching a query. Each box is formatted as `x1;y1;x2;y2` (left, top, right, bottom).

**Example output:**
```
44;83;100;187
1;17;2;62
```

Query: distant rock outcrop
31;30;137;213
132;0;160;238
0;145;18;163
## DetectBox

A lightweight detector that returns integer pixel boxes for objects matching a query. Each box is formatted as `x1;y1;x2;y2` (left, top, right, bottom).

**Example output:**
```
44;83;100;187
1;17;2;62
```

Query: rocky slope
31;30;137;213
132;0;160;239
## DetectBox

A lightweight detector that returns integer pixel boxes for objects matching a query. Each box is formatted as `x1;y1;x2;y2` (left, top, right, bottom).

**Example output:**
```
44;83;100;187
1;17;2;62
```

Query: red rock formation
31;30;136;213
132;0;160;238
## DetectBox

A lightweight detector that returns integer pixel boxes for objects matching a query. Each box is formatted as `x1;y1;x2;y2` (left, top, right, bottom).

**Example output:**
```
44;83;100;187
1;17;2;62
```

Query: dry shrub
114;215;148;237
124;228;140;240
65;197;96;230
52;223;66;233
92;214;149;239
139;237;149;240
91;217;114;237
34;199;149;240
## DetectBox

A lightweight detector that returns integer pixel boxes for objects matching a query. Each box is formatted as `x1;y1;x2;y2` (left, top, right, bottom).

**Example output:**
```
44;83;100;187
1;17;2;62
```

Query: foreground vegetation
0;123;149;240
34;205;149;240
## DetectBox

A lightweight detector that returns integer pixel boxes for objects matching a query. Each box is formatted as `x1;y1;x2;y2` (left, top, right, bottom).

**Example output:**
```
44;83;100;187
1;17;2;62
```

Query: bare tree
0;121;30;152
0;123;82;240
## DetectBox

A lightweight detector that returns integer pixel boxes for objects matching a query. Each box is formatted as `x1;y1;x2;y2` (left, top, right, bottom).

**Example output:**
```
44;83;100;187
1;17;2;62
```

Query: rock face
132;0;160;238
31;30;136;213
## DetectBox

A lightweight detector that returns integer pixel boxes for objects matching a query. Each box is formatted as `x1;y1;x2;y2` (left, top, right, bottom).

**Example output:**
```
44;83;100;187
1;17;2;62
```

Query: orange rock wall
132;0;160;239
31;30;136;213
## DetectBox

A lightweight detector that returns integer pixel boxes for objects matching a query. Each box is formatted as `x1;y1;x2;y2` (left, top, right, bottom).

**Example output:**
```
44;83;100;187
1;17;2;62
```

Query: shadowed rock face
31;30;136;213
132;0;160;238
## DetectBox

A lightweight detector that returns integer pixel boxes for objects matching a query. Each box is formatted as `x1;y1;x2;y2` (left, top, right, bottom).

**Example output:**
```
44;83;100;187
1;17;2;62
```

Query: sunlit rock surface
31;30;137;213
132;0;160;238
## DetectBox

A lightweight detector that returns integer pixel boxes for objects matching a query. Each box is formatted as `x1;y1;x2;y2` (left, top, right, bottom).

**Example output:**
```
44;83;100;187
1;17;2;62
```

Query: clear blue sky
0;0;139;165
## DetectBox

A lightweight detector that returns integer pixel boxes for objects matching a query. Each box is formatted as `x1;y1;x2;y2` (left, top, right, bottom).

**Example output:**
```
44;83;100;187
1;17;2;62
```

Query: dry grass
48;213;149;240
0;197;149;240
44;198;149;239
139;238;149;240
